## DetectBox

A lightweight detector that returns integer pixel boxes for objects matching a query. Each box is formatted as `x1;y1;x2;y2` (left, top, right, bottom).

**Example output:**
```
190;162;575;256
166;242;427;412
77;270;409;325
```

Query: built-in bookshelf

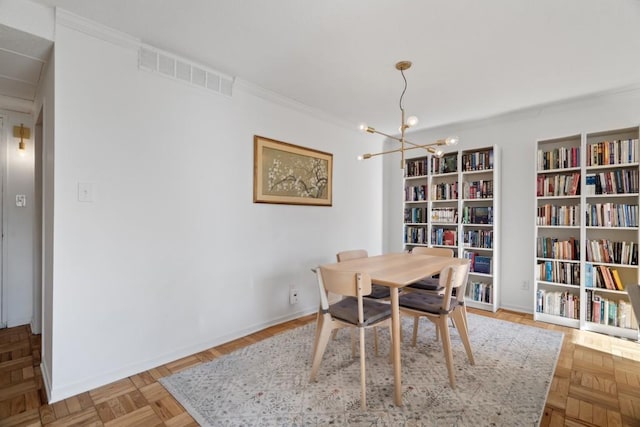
534;127;640;340
403;145;500;312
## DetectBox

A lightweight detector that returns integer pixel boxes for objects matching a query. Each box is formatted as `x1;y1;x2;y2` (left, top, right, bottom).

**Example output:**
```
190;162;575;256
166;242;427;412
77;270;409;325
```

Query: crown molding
234;78;355;131
55;8;140;51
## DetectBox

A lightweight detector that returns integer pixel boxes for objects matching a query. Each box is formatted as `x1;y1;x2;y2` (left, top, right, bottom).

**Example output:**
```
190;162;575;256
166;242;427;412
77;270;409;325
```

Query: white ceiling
0;23;52;102
6;0;640;131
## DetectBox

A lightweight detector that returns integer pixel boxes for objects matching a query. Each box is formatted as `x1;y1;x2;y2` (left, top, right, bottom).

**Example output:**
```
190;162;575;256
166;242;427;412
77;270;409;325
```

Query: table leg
390;287;402;406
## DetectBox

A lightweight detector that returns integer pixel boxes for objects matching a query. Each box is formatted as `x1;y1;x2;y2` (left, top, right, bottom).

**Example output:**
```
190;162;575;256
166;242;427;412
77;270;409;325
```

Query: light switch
16;195;26;207
78;182;94;202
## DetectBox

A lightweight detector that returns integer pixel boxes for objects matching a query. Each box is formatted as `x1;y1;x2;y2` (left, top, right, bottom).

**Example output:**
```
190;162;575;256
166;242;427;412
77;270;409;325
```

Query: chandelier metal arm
365;126;447;150
360;140;442;159
358;60;458;167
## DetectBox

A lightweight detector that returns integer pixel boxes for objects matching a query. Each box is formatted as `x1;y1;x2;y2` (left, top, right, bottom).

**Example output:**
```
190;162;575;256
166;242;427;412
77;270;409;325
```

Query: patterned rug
160;313;563;426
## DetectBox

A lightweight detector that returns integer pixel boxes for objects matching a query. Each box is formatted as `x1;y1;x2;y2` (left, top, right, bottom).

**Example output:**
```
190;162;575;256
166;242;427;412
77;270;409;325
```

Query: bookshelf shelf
403;145;500;312
537;280;579;288
536;312;580;328
586;287;628;295
534;127;640;341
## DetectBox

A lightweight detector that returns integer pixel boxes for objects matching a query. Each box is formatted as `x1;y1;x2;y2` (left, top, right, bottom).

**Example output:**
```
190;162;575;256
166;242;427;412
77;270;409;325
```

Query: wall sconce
13;123;30;154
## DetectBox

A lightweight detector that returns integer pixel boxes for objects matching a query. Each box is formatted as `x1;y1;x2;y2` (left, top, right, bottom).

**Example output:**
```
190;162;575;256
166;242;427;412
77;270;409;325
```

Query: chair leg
311;310;324;363
438;315;456;388
373;327;379;356
351;329;356;358
331;329;339;341
309;318;334;382
452;308;475;365
359;327;367;410
412;317;419;346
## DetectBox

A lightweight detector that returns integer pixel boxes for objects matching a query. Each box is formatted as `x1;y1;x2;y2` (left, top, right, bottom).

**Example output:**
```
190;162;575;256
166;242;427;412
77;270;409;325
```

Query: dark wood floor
1;309;639;426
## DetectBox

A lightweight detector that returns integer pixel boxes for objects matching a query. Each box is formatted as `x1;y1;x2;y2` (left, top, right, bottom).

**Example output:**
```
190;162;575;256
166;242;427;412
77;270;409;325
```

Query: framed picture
253;135;333;206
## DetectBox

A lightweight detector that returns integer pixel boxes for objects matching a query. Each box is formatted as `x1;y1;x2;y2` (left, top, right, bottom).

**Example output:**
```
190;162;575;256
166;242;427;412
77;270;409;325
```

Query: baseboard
7;316;32;328
40;361;52;403
47;307;317;403
499;303;532;314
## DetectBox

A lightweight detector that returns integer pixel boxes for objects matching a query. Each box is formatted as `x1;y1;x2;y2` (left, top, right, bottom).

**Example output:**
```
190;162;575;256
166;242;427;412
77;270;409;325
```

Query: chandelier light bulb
358;123;368;132
434;149;444;158
445;136;459;146
406;116;419;127
357;155;364;160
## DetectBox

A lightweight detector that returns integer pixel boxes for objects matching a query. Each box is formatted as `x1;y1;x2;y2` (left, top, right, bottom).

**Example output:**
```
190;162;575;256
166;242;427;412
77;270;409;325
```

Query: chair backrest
319;266;372;299
411;246;454;258
336;249;368;262
439;261;471;311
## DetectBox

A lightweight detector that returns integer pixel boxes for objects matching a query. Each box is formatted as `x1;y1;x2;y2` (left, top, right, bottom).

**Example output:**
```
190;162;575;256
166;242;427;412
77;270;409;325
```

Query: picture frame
253;135;333;206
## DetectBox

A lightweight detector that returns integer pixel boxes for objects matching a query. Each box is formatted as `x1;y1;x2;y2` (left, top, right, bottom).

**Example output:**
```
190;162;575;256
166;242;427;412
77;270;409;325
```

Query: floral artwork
254;136;333;206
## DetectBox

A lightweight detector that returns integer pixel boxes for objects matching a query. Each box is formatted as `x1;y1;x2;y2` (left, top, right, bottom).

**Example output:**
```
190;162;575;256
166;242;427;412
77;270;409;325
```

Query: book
473;206;490;224
585;263;594;288
474;255;492;274
585;174;596;196
611;269;624;291
443;229;456;246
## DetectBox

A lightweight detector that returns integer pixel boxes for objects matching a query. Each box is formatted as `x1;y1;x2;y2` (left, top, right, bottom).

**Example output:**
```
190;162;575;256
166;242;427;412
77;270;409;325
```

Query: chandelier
357;61;458;168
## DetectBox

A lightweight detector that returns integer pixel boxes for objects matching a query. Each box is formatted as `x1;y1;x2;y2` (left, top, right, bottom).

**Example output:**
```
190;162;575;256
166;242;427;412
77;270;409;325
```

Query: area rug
160;313;563;426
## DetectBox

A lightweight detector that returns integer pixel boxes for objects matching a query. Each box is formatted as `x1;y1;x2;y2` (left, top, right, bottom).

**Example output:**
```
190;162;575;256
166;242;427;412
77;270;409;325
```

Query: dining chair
398;260;474;388
336;250;391;299
309;265;392;409
404;247;455;341
335;249;390;354
405;246;454;294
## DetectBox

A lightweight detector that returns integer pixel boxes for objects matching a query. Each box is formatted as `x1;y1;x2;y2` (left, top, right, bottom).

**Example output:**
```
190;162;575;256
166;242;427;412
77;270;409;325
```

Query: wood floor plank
38;404;55;424
164;355;201;374
44;406;103;427
139;382;170;403
607;408;623;427
0;379;38;402
0;407;41;426
569;382;621;412
102;405;162;427
163;411;198;427
89;379;136;405
0;356;33;373
150;396;184;421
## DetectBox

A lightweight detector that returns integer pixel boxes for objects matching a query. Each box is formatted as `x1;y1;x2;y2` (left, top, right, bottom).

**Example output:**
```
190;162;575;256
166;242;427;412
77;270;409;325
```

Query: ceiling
4;0;640;131
0;23;52;103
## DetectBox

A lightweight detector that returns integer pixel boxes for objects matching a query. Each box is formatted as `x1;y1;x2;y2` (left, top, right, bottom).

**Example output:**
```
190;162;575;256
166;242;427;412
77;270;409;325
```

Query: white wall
0;110;35;327
48;19;383;402
383;87;640;313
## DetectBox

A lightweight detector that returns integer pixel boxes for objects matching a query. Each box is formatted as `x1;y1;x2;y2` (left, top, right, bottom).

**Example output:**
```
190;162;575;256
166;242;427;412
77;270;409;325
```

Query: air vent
138;45;233;97
158;54;175;77
192;67;206;87
139;47;158;72
176;61;191;82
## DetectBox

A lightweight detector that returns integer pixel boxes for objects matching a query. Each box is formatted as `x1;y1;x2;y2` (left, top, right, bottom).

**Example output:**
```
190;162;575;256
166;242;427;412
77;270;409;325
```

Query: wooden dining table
320;252;467;406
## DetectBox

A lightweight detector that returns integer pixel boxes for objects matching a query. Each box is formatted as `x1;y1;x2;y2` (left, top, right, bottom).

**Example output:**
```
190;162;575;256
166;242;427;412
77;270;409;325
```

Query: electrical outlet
521;280;530;290
289;288;299;305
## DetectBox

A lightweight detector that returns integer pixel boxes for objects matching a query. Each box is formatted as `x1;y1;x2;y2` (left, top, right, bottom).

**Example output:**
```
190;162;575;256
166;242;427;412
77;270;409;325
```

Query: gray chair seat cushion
367;284;391;299
329;297;392;326
399;292;458;314
406;277;442;292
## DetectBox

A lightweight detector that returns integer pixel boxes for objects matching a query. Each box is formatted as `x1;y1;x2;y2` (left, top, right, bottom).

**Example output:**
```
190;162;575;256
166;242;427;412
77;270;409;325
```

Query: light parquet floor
0;309;639;426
